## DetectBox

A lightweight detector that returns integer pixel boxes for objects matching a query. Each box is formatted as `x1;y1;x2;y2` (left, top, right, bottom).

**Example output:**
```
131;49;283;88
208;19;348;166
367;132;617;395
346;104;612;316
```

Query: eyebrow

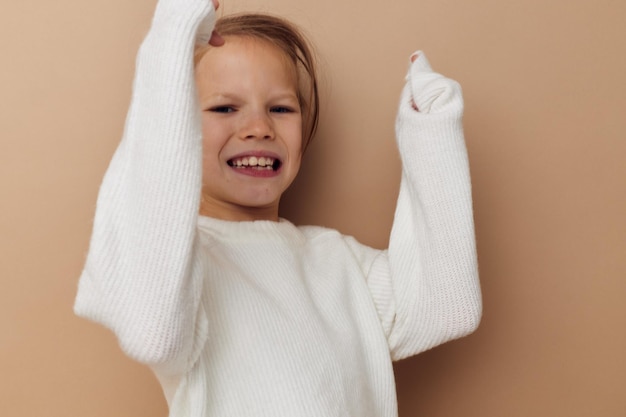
206;92;299;102
269;93;300;102
206;93;239;101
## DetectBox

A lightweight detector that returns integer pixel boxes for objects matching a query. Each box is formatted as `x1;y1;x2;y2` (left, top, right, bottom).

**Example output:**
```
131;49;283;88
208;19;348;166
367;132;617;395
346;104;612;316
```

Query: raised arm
377;52;482;360
74;0;218;374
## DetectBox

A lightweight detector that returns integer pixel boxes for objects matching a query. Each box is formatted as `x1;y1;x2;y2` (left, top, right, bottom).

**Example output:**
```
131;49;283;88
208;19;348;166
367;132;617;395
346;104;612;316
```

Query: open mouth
227;156;282;171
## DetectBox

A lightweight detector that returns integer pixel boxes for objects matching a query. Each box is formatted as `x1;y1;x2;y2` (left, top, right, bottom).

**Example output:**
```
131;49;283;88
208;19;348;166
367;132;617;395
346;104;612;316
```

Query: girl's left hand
410;53;419;110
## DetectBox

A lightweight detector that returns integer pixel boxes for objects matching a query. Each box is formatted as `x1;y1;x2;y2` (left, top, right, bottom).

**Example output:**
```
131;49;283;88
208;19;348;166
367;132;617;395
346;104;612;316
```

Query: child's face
195;37;303;221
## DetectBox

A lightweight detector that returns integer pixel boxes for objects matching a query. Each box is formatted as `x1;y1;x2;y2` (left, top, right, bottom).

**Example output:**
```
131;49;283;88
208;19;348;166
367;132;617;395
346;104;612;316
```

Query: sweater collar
197;215;303;243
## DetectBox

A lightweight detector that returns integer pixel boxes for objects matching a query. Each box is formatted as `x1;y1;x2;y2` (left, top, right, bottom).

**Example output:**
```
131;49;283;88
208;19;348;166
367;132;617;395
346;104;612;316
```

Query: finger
209;30;225;47
212;0;220;11
410;51;433;73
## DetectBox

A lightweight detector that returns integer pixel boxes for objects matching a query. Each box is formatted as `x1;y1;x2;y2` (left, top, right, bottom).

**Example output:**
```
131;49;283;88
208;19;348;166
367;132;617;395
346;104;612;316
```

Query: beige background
1;0;625;415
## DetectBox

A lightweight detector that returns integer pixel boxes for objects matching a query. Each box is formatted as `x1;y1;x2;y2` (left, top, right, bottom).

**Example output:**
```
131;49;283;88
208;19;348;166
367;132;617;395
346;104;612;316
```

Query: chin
234;194;281;210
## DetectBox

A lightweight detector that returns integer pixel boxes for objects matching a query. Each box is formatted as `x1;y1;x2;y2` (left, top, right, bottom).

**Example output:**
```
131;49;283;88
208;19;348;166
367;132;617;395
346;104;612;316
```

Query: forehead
195;36;298;92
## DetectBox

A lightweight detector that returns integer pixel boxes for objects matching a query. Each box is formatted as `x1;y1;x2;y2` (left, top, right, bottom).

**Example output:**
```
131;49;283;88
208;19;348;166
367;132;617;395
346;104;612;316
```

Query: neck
199;199;280;222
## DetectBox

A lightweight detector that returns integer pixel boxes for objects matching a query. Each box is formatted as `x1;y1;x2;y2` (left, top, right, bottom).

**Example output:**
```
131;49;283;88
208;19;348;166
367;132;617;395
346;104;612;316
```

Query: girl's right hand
208;0;224;46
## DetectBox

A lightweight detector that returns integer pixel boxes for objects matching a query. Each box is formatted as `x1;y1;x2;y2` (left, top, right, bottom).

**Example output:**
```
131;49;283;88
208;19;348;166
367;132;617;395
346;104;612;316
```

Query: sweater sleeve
74;0;215;375
368;52;482;361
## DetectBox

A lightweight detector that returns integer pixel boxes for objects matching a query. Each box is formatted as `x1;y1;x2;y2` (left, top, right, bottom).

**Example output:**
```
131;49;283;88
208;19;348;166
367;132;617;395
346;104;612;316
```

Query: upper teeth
231;156;275;168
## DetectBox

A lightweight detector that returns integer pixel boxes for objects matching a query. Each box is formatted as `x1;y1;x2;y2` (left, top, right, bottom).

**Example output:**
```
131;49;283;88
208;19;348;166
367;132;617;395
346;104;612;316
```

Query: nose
240;111;275;140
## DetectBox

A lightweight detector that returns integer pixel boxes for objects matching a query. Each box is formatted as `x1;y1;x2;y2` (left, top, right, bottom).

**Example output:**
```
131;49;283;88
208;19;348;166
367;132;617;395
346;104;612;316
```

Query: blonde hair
195;14;320;151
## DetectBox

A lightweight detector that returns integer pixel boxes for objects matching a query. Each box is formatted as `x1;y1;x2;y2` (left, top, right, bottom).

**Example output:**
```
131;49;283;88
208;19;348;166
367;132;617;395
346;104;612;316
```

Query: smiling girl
74;0;482;415
196;32;306;220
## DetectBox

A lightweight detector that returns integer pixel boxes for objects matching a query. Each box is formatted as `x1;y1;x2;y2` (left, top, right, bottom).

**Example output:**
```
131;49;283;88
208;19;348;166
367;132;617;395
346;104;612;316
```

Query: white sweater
74;0;482;415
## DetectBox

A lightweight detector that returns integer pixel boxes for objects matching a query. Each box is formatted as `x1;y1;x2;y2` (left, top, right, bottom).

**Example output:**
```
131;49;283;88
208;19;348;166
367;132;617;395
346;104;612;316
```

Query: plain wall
2;0;625;415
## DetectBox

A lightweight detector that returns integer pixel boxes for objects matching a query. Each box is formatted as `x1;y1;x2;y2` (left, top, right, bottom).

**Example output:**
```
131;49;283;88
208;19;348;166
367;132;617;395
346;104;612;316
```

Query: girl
74;0;482;415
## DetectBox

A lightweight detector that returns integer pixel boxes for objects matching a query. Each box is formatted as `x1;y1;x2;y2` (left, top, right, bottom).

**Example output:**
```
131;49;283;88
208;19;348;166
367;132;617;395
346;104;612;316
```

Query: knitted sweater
74;0;482;415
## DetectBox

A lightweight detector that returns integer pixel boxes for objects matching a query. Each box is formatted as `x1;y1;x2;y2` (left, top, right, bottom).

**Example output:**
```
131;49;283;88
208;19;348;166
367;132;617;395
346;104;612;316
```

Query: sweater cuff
150;0;215;45
402;51;464;115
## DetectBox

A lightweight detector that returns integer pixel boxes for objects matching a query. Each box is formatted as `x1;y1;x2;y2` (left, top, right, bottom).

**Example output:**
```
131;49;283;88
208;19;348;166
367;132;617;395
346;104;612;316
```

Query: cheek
201;114;222;142
286;118;304;155
201;116;230;159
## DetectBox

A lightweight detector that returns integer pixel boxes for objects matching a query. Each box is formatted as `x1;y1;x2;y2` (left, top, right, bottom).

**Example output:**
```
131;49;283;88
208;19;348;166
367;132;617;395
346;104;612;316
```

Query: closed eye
209;106;236;113
270;106;296;114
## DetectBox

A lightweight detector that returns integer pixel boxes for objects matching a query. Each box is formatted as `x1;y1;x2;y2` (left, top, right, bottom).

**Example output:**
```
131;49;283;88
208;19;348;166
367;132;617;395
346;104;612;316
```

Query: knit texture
74;0;482;415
